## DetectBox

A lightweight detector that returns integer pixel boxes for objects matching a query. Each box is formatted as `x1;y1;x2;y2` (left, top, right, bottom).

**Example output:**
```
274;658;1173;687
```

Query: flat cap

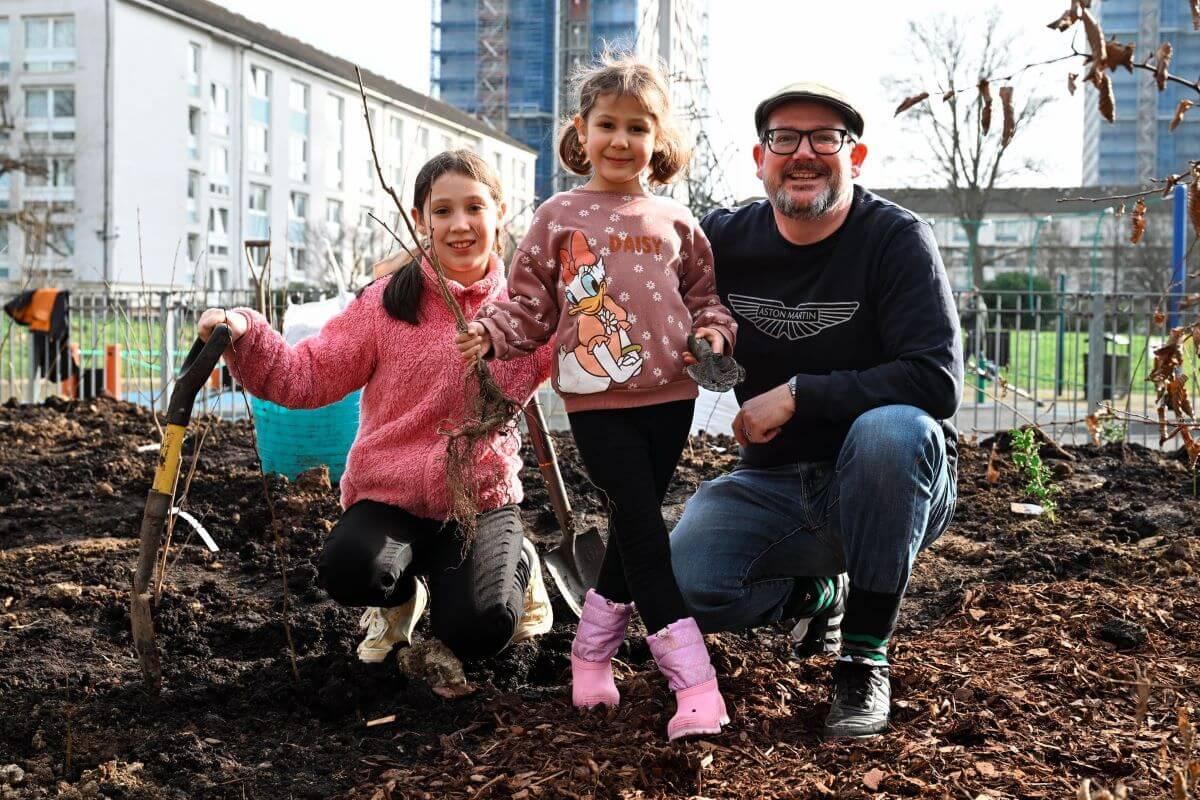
754;82;865;138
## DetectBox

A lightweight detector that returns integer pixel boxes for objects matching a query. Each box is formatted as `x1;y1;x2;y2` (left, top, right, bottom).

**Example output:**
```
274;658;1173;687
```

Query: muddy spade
131;324;231;693
522;394;604;618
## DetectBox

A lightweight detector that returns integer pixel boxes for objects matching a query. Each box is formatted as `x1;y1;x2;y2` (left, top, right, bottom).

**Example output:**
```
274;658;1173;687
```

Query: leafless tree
889;10;1055;288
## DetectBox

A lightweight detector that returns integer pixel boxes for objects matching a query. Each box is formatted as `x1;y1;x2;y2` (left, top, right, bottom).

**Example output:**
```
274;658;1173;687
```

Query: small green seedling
1009;428;1058;521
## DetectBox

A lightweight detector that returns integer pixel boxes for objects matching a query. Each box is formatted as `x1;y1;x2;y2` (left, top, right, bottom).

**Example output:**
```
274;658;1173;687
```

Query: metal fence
0;288;1191;446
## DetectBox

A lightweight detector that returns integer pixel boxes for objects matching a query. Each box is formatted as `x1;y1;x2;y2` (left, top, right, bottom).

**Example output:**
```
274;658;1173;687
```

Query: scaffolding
478;0;510;131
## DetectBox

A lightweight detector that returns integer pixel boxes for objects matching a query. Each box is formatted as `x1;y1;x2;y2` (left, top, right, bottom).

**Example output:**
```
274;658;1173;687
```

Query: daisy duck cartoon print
557;229;644;394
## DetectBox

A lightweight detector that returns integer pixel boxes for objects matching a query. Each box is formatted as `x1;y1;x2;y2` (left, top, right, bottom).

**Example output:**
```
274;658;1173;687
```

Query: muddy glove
686;333;745;393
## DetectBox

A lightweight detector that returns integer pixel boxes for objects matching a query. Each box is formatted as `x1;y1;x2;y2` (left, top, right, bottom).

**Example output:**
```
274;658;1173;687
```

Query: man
672;83;963;738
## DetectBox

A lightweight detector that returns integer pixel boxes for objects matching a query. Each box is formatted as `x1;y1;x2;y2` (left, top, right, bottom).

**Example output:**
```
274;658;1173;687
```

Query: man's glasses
762;128;853;156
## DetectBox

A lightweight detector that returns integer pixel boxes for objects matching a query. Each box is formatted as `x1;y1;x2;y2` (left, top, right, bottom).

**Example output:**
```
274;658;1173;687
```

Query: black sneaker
824;660;890;739
790;573;847;657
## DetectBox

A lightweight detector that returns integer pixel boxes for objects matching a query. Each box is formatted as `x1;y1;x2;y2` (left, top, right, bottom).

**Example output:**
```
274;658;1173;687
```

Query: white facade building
0;0;537;291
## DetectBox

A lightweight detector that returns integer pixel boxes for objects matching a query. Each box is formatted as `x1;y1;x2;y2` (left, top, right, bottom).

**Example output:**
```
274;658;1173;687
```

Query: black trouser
317;501;530;660
567;399;694;634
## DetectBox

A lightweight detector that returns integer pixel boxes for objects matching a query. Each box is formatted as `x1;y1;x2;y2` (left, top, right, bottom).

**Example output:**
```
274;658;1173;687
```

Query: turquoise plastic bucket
250;390;361;483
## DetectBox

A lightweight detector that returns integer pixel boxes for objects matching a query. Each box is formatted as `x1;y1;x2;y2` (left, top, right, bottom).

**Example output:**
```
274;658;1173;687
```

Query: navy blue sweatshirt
702;186;963;468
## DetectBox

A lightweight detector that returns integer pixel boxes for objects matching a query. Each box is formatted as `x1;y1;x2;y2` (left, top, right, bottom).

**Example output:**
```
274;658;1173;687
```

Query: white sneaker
356;578;429;663
512;538;553;643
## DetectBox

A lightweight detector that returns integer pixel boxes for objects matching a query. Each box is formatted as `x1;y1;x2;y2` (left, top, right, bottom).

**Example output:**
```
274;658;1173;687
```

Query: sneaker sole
512;540;553;643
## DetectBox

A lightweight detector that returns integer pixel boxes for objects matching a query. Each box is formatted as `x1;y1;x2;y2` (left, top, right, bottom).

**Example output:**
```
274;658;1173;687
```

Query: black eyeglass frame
761;127;855;156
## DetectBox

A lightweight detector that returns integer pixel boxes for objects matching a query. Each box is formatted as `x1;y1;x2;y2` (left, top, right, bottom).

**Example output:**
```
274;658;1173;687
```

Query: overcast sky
217;0;1085;200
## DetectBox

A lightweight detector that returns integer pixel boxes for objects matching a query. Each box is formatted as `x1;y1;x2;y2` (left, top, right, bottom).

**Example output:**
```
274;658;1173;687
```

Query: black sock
839;585;902;666
782;576;839;618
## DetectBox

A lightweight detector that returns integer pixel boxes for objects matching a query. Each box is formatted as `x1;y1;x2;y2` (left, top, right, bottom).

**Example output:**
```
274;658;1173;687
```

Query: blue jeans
671;405;957;632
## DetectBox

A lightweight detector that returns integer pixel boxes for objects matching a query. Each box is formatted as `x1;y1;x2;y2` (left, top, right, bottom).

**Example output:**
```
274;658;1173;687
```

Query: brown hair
381;149;505;323
556;50;691;186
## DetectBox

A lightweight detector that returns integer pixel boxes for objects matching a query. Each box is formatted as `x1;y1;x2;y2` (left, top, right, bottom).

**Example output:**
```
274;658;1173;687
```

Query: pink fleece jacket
226;254;553;519
475;187;737;413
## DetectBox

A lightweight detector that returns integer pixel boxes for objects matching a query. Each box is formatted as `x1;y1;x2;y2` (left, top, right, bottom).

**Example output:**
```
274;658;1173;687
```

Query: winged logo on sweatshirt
727;294;859;341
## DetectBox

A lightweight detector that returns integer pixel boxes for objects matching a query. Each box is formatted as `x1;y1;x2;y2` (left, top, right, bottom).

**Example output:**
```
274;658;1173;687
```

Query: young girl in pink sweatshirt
197;151;553;669
457;54;737;740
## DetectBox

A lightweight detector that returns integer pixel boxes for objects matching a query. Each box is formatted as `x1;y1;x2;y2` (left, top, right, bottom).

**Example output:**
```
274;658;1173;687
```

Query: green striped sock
839;586;902;667
790;576;838;618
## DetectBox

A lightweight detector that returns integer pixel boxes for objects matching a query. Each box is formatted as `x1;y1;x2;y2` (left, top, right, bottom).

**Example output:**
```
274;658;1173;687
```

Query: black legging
317;501;530;660
567;399;694;634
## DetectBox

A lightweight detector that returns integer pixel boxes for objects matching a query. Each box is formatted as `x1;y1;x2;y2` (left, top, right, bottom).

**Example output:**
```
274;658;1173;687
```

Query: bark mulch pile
1;397;1198;799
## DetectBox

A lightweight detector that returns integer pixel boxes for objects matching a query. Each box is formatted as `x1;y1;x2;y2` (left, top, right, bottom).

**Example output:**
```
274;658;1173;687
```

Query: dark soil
1;397;1198;799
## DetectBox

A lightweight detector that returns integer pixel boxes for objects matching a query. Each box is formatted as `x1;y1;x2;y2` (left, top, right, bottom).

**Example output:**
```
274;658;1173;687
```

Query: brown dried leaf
1134;665;1150;732
999;86;1017;147
1193;0;1200;31
1096;72;1115;122
1068;72;1079;95
862;767;886;791
1155;42;1173;91
1170;99;1192;131
1172;768;1186;800
1085;412;1102;446
942;89;956;102
1104;38;1136;72
894;92;929;116
979;79;993;134
1162;173;1183;196
1081;9;1107;68
1190;166;1200;236
1130;198;1147;244
1048;8;1078;31
986;442;1002;483
1155;309;1167;325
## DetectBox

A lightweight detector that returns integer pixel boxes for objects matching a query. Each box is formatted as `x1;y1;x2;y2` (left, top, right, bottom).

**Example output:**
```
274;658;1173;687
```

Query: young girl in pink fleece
197;151;553;669
457;53;737;740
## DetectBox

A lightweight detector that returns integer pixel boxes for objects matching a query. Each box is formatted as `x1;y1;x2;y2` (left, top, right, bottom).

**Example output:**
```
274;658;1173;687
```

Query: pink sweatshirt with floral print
226;254;552;519
476;187;736;413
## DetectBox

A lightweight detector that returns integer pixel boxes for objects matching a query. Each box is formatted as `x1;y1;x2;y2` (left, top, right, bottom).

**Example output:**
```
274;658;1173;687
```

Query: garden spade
131;324;231;693
522;394;604;618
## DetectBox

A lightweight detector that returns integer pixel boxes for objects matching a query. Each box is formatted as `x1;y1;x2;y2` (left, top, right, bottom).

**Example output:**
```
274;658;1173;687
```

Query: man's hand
197;308;250;343
732;383;794;446
455;321;492;363
682;326;725;365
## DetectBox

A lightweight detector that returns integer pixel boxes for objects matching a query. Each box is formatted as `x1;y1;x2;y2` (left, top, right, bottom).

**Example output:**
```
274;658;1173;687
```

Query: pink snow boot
571;589;634;708
647;618;730;740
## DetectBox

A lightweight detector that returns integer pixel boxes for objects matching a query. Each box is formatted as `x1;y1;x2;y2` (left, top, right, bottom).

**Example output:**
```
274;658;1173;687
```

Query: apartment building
0;0;536;291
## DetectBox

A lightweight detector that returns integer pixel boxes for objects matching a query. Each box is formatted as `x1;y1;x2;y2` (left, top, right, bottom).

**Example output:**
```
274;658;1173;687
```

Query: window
359;205;374;229
187;233;201;263
248;66;271;174
24;87;75;141
289;81;309;182
25;156;73;189
326;93;344;189
208;145;229;194
187;43;201;97
24;16;74;72
418;127;428;149
365;158;374;191
247;183;270;239
0;87;9;140
209;83;230;136
187;106;201;160
994;220;1022;243
0;222;8;271
22;202;74;257
0;170;9;210
388;116;404;186
289;246;307;276
0;19;10;77
518;161;527;194
207;207;229;255
442;134;453;152
493;152;502;173
288;191;308;244
187;170;201;223
326;198;343;227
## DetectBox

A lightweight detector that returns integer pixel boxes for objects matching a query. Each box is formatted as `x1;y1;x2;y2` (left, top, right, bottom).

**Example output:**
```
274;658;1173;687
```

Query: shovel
522;394;605;618
130;323;231;693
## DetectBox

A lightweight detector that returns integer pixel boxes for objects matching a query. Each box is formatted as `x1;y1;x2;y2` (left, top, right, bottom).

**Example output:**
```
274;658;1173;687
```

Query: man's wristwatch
787;375;798;401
